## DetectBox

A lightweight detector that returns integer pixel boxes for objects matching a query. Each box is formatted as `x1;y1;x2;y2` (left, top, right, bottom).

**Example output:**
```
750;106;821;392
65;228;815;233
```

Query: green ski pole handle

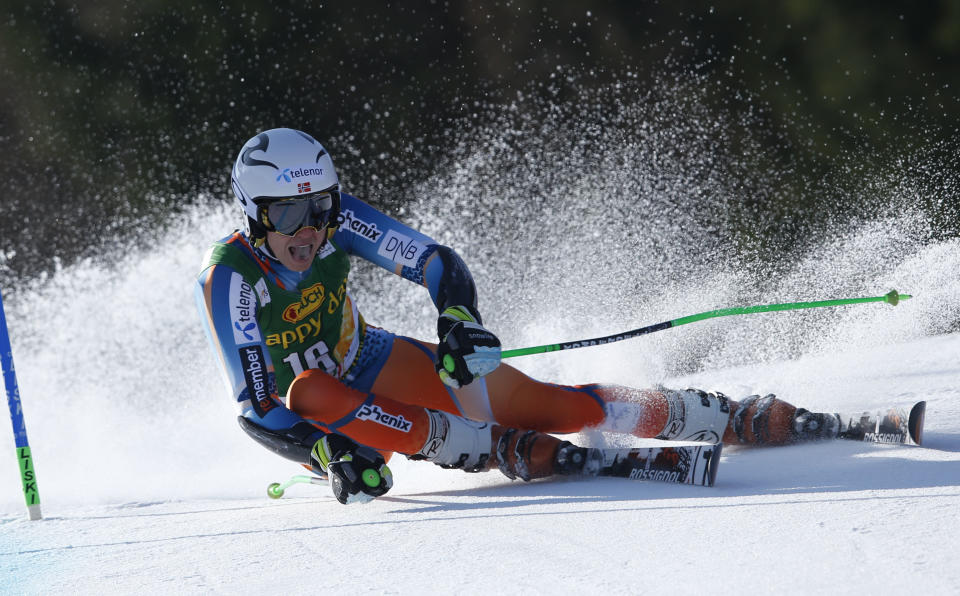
267;474;329;499
266;469;380;499
502;290;912;359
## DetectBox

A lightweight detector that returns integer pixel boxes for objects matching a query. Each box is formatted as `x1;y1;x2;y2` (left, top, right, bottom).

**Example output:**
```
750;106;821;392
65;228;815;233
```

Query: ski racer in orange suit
196;128;841;504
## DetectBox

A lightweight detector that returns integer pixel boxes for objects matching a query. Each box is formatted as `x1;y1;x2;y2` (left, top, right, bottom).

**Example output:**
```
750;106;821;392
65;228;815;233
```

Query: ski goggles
258;190;340;236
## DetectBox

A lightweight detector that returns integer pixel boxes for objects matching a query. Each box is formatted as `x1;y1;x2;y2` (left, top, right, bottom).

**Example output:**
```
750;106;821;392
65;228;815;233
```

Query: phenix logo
338;209;383;242
356;404;412;432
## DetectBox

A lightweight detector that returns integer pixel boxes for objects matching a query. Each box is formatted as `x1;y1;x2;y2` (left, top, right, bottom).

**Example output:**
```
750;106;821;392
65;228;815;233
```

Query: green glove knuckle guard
312;436;393;504
436;305;502;388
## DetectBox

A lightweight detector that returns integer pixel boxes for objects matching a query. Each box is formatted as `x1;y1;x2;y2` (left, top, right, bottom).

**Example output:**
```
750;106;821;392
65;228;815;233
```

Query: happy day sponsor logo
356;404;412;432
229;273;261;344
337;209;383;242
266;315;323;350
377;229;427;267
266;282;347;349
281;282;326;323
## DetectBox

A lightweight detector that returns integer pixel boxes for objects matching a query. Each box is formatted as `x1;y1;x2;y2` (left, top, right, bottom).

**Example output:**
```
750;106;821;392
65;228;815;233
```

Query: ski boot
492;426;603;481
412;409;602;480
791;408;842;441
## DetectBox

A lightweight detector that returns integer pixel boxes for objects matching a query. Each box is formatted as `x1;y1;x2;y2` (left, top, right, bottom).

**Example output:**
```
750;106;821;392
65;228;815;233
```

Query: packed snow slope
2;86;960;593
1;332;958;595
1;199;959;594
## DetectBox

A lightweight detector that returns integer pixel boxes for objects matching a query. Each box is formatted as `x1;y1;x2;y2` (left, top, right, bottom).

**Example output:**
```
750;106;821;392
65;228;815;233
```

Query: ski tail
597;442;721;487
908;401;926;446
837;401;926;446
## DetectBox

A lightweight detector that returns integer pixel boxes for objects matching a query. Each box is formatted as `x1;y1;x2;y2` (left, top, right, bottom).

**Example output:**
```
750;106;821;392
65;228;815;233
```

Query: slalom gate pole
502;289;912;359
0;288;42;520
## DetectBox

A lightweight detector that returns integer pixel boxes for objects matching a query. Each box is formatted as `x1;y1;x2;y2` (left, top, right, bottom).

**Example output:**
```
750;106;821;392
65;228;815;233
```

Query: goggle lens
263;192;335;235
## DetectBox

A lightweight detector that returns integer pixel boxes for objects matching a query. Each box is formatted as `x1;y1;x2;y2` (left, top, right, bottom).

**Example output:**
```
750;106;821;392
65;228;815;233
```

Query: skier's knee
287;369;365;422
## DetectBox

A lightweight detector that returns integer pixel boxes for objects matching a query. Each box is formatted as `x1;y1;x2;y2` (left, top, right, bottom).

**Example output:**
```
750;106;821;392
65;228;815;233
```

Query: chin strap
257;240;278;261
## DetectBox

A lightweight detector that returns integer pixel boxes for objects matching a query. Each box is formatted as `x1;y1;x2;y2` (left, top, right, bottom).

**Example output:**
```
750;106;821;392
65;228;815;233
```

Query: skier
195;128;843;504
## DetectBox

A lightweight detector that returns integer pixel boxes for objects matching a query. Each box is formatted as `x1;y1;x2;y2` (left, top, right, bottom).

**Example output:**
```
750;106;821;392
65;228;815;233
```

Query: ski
837;401;926;446
266;442;722;498
596;442;722;487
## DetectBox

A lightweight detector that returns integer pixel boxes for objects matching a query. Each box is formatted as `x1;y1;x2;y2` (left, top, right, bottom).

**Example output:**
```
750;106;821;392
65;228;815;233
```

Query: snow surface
2;201;959;594
2;333;959;595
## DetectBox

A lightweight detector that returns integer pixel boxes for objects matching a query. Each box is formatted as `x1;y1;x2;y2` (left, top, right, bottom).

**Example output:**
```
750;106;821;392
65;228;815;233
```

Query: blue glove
435;305;502;388
311;434;393;505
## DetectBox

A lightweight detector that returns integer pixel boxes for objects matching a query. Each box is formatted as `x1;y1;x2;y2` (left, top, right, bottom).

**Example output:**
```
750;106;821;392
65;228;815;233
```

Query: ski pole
502;289;912;359
267;474;328;499
0;288;42;520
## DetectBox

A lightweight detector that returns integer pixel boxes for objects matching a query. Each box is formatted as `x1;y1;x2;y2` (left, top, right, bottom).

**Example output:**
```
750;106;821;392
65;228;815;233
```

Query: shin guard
655;389;731;444
412;409;492;472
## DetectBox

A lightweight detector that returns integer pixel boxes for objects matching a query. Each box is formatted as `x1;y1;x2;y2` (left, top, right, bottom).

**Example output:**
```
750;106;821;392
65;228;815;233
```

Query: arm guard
237;416;326;466
433;245;479;319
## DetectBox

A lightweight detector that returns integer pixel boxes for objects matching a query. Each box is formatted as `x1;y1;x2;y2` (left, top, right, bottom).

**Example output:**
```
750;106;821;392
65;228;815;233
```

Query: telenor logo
229;273;261;345
276;164;325;183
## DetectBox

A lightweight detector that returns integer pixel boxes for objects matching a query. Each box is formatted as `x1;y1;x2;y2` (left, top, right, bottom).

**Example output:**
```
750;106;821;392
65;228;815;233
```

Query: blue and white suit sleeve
333;194;480;315
195;263;324;440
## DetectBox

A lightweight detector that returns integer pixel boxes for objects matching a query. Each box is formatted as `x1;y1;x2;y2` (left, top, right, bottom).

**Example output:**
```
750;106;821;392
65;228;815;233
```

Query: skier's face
266;227;326;271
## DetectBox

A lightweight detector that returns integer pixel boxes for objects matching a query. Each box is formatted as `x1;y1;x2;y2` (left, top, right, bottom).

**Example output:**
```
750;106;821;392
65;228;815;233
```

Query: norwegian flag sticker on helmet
298;182;312;194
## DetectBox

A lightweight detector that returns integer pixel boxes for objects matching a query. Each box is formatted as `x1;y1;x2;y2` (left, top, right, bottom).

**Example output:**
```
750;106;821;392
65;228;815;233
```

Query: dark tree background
1;1;958;285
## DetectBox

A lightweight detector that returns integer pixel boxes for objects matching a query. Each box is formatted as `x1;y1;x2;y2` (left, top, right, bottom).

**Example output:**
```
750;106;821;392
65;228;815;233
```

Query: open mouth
289;243;314;261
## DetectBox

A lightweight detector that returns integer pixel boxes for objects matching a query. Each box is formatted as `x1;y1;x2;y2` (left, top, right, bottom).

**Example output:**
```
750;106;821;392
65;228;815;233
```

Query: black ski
837;401;926;446
596;442;722;487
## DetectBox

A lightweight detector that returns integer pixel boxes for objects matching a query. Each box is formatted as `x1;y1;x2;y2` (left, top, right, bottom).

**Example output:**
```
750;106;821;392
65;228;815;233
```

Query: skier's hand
435;305;501;388
311;434;393;505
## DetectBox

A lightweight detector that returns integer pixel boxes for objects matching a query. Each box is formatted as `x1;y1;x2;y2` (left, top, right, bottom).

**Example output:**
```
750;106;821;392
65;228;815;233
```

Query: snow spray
1;75;958;510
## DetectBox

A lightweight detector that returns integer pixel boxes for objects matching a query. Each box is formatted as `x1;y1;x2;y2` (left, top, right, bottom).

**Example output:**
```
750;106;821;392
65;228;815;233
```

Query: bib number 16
282;339;338;377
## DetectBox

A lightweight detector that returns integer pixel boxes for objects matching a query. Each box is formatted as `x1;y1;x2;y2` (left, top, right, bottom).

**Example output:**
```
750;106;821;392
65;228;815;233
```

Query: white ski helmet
231;128;340;244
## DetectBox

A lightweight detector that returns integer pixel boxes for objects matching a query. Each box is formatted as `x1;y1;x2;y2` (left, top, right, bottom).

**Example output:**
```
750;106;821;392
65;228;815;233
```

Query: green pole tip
884;290;912;306
267;482;284;499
